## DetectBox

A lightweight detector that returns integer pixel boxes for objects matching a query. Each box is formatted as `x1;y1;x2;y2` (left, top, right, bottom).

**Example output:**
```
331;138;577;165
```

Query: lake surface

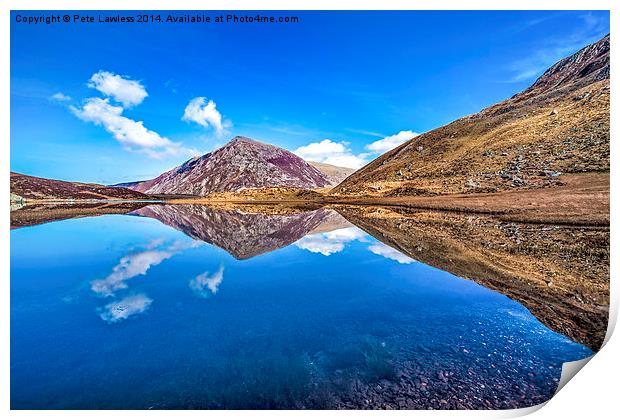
10;205;593;409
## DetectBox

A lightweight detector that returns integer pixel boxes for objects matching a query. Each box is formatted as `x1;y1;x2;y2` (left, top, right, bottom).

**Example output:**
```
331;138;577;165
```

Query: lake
10;204;597;409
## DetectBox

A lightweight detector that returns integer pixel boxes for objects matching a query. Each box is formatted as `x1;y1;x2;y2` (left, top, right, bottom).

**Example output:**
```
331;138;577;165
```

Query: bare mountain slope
333;34;610;197
10;172;152;201
307;161;355;186
131;136;331;196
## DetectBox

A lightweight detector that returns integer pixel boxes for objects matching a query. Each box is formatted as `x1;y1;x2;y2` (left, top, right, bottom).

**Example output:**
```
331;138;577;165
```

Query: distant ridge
109;180;145;189
10;172;151;201
307;161;355;186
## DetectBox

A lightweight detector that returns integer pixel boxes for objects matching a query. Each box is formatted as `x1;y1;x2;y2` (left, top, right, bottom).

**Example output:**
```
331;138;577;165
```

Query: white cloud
182;97;228;136
99;294;153;323
295;227;367;256
88;70;148;107
366;130;418;154
189;266;225;297
294;139;367;169
71;97;189;158
368;243;416;264
294;132;419;169
91;240;200;297
51;92;71;102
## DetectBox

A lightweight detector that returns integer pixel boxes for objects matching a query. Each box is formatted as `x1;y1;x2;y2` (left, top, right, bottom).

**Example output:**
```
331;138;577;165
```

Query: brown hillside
333;35;609;197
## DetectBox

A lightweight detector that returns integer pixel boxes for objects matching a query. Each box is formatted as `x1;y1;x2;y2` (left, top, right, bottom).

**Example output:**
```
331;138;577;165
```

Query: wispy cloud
50;92;71;102
182;97;231;137
504;13;609;83
504;12;564;36
163;79;179;94
99;294;153;323
345;128;387;138
368;243;416;264
88;70;148;108
240;120;324;139
189;266;225;297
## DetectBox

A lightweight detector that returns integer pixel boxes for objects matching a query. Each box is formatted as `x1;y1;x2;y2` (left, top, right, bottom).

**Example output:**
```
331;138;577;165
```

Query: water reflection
368;242;416;264
10;203;600;409
336;205;609;351
10;202;610;350
99;294;153;323
189;266;225;297
10;201;148;228
91;239;201;297
295;227;367;256
131;205;350;259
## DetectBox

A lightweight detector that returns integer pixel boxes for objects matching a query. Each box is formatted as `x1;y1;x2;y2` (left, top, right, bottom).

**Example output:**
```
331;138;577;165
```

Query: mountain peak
227;136;261;146
131;136;331;195
516;34;609;101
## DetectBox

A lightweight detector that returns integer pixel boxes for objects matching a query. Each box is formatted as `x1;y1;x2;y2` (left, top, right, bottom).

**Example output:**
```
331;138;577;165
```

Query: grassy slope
333;35;609;197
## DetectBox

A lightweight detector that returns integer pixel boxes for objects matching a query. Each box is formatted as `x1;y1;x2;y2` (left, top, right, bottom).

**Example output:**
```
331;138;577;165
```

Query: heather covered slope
333;34;610;197
10;172;152;201
131;136;331;195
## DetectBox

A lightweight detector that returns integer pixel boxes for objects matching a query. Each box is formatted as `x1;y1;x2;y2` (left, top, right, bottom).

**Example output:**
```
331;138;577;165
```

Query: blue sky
11;10;609;184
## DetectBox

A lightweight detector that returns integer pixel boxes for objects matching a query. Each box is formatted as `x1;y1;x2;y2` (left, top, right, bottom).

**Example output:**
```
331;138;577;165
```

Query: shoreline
13;173;609;226
169;173;610;226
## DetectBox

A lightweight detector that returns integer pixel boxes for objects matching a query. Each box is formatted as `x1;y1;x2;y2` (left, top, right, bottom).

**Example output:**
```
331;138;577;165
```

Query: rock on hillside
333;34;610;197
131;136;331;196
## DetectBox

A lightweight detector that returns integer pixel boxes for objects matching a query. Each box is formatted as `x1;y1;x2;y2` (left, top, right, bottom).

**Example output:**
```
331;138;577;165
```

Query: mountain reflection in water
130;205;352;259
10;203;606;409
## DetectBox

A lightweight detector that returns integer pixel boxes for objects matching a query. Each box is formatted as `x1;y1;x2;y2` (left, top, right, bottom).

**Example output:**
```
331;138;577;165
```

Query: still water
10;205;592;409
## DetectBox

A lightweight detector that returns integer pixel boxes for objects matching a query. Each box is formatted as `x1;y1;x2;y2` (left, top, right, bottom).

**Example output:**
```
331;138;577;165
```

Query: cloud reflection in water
98;294;153;323
189;266;225;297
294;227;368;256
368;243;416;264
91;239;201;297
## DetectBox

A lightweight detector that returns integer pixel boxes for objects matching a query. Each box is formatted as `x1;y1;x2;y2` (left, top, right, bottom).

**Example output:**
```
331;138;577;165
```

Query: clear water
10;207;592;409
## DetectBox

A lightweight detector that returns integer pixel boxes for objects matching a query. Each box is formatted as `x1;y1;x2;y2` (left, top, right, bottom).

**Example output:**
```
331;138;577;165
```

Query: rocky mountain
130;136;331;195
307;161;355;186
333;34;610;197
10;172;152;201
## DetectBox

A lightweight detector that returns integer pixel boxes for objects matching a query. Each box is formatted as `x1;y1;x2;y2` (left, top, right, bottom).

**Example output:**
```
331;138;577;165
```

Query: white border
2;1;617;419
